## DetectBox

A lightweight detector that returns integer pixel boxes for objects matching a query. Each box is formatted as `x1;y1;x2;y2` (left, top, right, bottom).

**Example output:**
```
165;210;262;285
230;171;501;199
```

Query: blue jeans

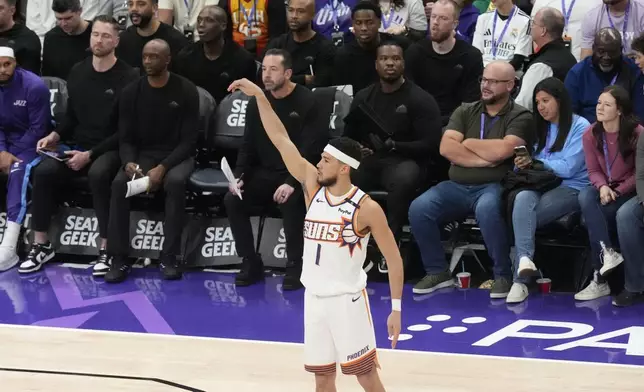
578;186;635;270
511;186;580;283
408;181;512;279
616;197;644;292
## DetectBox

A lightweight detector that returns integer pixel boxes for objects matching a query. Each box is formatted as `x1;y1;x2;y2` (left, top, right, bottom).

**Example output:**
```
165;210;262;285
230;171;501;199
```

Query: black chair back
41;76;68;130
211;89;251;151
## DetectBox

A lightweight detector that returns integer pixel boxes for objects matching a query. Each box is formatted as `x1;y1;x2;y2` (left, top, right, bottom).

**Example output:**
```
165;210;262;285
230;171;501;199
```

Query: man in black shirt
225;49;327;289
175;5;256;104
263;0;335;88
23;16;140;275
116;0;189;71
332;1;409;92
105;39;199;283
406;0;482;126
0;0;40;74
42;0;92;80
345;41;442;272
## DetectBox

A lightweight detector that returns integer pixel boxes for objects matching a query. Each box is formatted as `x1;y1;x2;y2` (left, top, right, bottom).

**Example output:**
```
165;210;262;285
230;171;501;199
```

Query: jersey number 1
315;244;321;266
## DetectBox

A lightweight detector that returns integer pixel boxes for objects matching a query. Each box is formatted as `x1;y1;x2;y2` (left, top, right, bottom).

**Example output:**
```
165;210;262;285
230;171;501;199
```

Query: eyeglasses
479;77;512;86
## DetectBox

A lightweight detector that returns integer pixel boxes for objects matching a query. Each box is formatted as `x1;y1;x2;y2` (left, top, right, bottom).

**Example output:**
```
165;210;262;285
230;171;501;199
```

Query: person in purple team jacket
0;42;51;272
454;0;480;43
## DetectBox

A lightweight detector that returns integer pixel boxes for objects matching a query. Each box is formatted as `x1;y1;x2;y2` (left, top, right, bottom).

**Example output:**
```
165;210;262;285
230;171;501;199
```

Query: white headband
0;47;14;59
324;144;360;169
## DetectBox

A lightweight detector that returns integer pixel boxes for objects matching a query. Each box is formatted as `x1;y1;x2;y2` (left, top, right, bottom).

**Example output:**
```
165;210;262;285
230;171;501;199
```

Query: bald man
104;38;200;284
263;0;336;87
175;5;256;103
565;27;644;123
409;61;534;300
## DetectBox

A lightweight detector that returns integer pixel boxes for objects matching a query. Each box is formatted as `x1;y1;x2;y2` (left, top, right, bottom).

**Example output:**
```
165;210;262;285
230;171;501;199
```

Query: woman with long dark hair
373;0;427;40
576;85;644;302
506;77;590;304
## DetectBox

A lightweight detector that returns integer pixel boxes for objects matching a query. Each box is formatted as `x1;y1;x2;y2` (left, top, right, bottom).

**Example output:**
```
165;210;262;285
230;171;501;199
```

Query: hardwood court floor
0;324;640;392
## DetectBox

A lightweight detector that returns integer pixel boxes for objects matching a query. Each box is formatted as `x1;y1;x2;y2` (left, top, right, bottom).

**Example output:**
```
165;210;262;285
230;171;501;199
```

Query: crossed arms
440;130;526;167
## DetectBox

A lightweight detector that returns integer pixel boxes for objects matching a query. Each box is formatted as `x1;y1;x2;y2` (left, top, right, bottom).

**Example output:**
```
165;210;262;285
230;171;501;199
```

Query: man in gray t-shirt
408;61;534;300
581;0;644;59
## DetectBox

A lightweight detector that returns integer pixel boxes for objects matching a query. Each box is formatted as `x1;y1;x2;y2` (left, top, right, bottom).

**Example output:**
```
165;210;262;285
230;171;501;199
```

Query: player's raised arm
228;79;317;190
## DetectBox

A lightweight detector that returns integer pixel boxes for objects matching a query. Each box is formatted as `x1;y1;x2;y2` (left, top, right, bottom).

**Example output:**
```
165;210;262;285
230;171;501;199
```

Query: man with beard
175;5;257;103
345;41;442;273
104;39;199;283
225;48;328;290
0;0;40;74
263;0;336;88
117;0;189;71
333;1;409;92
580;0;644;59
408;61;533;299
406;0;482;126
42;0;92;80
0;42;50;271
565;27;644;123
22;16;139;275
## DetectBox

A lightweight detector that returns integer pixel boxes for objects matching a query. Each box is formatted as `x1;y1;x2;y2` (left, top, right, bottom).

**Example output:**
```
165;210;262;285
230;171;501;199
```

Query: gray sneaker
490;277;512;299
413;271;455;294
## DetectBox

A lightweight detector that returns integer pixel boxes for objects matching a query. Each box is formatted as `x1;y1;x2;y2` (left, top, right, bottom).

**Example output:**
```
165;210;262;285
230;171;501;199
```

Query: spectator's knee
164;172;188;195
616;199;639;227
578;186;598;209
32;159;58;181
408;190;436;223
475;190;503;218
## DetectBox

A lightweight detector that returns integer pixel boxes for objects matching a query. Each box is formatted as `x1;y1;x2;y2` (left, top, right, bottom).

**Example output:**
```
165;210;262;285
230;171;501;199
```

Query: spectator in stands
175;5;256;103
26;0;102;44
263;0;336;88
453;0;480;44
577;85;643;301
408;61;533;298
105;39;199;283
0;43;51;271
312;0;357;43
531;0;603;61
472;0;532;70
632;32;644;72
515;7;576;111
22;16;139;275
117;0;189;70
565;27;644;124
344;41;442;272
580;0;644;60
42;0;92;80
222;0;287;57
372;0;427;41
333;1;408;92
0;0;40;74
612;120;644;307
506;77;590;304
406;0;482;126
225;49;327;289
158;0;218;39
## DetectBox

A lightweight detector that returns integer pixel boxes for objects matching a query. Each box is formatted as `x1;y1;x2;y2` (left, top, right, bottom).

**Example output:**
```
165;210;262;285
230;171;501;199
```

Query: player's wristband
391;299;401;312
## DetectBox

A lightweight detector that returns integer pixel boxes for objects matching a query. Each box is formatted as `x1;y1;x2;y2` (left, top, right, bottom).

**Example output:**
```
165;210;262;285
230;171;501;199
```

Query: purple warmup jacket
0;67;51;155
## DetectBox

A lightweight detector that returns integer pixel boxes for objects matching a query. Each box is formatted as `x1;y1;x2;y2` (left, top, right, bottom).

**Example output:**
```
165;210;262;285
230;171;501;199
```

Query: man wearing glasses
408;61;534;299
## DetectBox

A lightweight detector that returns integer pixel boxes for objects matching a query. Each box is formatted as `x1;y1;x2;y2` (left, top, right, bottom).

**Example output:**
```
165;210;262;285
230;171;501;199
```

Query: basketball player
228;78;403;392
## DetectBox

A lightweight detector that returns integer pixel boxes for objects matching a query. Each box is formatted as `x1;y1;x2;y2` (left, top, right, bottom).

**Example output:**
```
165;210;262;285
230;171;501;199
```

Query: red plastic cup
537;278;552;294
456;272;471;289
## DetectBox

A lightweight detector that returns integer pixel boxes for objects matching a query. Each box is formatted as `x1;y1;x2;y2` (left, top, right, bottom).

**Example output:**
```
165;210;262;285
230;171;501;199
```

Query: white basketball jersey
300;186;371;297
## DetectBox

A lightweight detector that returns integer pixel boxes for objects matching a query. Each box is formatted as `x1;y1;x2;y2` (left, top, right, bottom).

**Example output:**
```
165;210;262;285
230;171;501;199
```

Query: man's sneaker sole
412;279;455;294
517;259;538;278
18;253;55;274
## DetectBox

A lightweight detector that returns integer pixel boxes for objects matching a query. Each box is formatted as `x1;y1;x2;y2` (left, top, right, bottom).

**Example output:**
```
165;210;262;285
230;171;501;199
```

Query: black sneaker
105;258;131;284
490;277;512;299
612;289;644;307
282;259;303;291
235;256;264;287
160;255;182;280
18;243;55;274
92;249;111;277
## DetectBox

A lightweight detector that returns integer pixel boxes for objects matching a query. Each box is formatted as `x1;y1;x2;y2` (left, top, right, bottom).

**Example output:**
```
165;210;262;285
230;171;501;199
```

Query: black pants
223;168;305;262
31;151;121;238
107;157;194;258
352;154;421;239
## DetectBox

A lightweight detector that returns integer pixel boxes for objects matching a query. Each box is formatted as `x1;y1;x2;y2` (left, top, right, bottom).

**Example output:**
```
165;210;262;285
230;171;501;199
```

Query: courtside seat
41;76;68;130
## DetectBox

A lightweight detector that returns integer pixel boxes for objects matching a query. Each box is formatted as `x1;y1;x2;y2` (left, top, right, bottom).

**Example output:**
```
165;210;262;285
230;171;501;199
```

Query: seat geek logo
60;215;99;247
226;99;248;127
132;219;164;251
201;226;237;258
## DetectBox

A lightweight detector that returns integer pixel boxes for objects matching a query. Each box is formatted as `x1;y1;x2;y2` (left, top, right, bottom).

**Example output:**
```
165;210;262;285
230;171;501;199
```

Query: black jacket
524;39;577;83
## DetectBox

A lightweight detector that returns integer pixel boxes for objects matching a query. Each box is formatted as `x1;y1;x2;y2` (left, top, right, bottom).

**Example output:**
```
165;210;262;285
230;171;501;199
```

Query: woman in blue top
507;77;591;304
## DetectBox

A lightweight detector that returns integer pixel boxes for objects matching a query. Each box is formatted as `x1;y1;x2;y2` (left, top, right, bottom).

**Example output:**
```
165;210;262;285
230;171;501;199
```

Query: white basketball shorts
303;289;378;376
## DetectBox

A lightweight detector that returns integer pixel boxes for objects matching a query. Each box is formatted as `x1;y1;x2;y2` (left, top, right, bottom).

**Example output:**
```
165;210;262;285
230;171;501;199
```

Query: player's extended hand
228;78;264;97
387;310;401;349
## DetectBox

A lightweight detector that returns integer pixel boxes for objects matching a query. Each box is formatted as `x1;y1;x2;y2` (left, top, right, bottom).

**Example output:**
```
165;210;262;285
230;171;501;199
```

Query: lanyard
610;73;619;86
330;0;341;31
240;0;258;29
561;0;576;34
381;3;396;30
480;113;500;139
602;134;619;181
606;1;630;51
492;6;516;58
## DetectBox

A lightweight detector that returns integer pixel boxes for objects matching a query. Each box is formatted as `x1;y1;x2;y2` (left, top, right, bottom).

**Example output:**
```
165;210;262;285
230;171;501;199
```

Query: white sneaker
517;256;537;277
574;280;610;301
0;222;21;272
506;283;529;304
599;243;624;276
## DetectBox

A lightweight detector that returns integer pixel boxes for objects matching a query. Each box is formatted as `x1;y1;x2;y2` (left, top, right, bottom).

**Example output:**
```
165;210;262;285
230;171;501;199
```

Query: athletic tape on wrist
0;47;15;59
323;144;360;169
391;299;401;312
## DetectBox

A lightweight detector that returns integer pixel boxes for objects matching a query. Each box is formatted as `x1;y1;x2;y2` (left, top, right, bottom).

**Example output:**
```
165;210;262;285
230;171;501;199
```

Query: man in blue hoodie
565;27;644;123
0;42;51;271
